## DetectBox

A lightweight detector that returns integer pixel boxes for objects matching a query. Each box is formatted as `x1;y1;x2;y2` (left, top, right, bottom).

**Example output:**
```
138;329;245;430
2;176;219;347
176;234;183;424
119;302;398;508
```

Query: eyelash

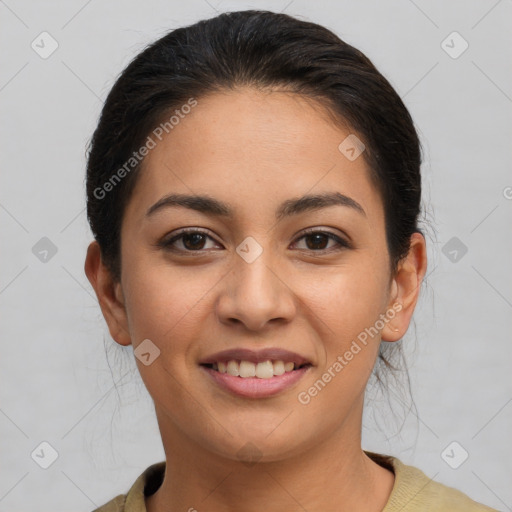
157;227;351;254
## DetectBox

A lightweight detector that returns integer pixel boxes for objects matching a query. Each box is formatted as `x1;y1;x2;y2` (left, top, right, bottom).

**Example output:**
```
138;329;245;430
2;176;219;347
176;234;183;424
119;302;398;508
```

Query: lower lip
201;365;310;398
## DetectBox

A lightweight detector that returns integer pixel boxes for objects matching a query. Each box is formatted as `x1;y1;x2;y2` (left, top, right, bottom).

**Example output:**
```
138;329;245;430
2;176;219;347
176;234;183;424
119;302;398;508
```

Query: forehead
124;87;385;228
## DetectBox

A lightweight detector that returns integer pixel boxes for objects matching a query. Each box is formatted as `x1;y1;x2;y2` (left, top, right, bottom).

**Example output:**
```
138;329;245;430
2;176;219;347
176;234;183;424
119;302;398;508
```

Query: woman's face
98;88;420;462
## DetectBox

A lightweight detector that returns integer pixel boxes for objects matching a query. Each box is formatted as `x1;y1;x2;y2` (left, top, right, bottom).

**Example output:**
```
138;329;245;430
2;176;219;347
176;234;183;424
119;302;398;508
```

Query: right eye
158;228;223;253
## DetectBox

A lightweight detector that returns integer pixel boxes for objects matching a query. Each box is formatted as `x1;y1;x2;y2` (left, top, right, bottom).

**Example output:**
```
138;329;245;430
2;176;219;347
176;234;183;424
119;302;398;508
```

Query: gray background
1;0;511;510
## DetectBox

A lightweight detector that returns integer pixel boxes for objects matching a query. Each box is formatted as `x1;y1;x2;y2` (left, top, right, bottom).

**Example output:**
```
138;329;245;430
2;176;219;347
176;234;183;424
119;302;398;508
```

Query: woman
84;9;497;511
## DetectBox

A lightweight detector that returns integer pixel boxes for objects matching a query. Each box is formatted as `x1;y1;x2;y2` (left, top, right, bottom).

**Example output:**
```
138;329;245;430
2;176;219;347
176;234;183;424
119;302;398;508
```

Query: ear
381;232;427;342
84;241;132;346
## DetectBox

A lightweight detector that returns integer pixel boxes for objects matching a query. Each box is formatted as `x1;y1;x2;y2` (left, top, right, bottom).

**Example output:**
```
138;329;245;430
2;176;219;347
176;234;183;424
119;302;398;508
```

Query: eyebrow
146;191;366;221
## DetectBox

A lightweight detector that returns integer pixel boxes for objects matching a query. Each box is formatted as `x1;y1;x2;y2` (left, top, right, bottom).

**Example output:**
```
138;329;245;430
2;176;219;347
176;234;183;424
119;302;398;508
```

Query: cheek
301;257;390;347
294;265;387;416
120;261;221;406
121;257;219;349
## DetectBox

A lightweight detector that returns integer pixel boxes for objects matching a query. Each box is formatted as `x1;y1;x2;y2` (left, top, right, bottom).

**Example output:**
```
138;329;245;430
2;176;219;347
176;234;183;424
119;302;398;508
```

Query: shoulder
93;494;126;512
91;461;166;512
364;451;499;512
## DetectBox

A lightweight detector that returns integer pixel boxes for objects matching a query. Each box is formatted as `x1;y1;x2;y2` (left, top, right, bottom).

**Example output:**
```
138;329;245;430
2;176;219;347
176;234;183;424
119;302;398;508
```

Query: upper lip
200;348;311;366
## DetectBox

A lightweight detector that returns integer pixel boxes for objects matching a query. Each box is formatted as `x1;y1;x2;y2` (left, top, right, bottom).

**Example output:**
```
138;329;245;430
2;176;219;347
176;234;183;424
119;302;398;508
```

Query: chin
195;420;314;465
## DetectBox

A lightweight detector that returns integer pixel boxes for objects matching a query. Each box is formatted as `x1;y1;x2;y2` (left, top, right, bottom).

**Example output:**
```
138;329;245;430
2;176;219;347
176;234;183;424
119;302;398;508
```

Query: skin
85;87;427;511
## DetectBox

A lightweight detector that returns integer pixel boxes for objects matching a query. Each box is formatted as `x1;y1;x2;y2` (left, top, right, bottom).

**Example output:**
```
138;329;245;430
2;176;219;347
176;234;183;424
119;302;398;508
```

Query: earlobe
381;232;427;342
84;241;132;346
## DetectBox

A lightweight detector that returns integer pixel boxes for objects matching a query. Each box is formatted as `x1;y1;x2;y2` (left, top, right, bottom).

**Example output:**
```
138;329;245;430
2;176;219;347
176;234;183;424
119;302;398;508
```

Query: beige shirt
92;451;498;511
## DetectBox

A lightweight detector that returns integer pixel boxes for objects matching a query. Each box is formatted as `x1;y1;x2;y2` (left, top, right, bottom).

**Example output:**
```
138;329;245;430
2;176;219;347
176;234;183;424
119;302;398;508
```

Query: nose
215;249;297;332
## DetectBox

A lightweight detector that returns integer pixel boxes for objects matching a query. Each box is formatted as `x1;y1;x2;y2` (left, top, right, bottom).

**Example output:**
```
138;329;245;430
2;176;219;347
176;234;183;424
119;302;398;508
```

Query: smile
200;348;312;398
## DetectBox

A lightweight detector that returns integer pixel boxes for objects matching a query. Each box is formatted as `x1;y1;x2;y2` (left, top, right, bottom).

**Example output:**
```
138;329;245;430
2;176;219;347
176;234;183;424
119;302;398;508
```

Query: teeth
273;360;285;376
212;359;301;378
284;362;294;372
255;360;273;379
227;360;239;376
239;361;256;377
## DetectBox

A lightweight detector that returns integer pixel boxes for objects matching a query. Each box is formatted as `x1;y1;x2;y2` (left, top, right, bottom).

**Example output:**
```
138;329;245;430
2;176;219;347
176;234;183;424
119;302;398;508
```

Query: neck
146;406;394;512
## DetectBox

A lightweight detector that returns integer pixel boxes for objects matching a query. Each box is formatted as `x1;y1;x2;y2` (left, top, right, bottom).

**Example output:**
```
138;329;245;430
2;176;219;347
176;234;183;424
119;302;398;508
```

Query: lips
200;348;312;398
200;348;310;376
